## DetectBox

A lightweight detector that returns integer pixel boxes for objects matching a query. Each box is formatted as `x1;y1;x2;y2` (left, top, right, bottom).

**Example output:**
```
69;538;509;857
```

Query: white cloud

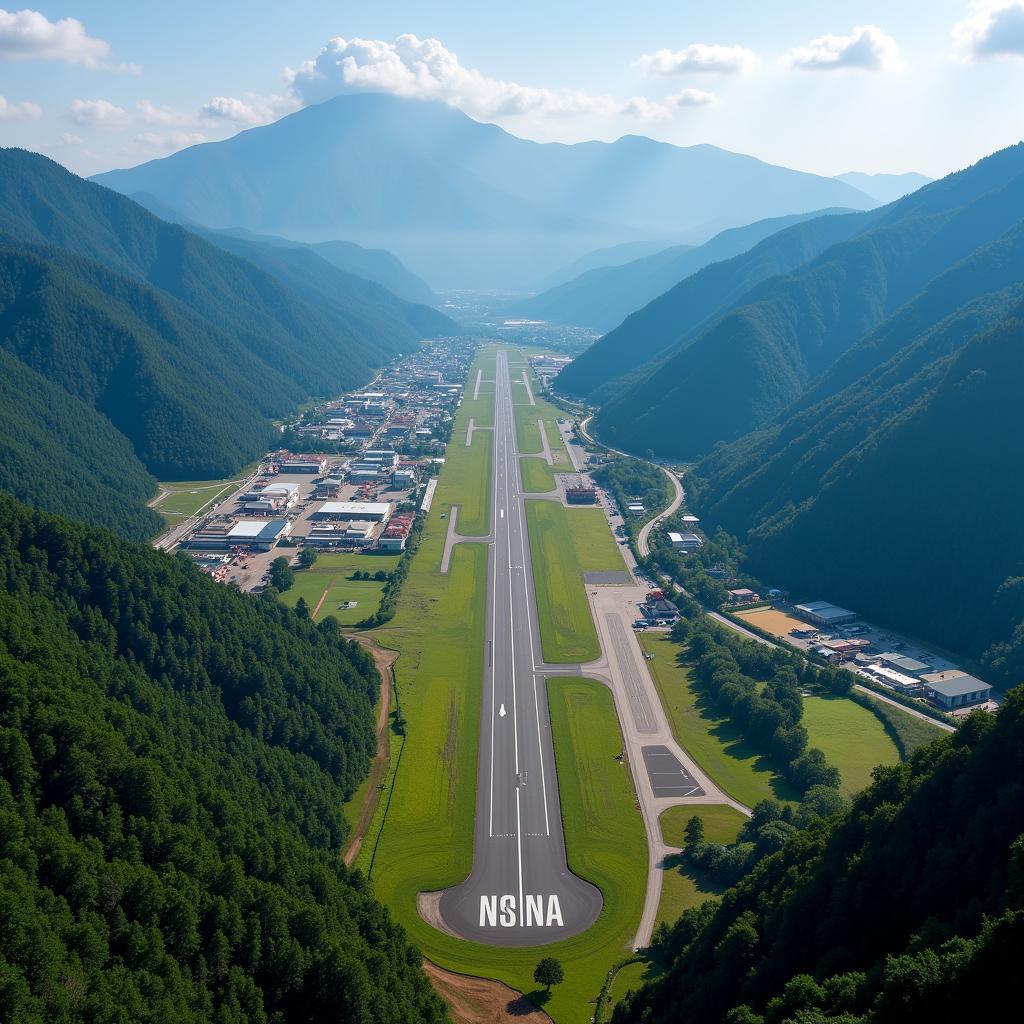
59;132;83;145
136;100;196;127
202;93;298;126
287;33;682;122
668;88;717;107
954;2;1024;59
0;94;40;119
67;98;129;127
786;25;902;71
0;8;137;70
133;130;206;153
634;43;758;76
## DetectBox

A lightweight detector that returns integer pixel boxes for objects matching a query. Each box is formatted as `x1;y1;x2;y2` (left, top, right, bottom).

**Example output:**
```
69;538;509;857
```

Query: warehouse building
794;600;858;628
921;671;992;710
314;501;393;523
227;519;292;551
669;532;703;552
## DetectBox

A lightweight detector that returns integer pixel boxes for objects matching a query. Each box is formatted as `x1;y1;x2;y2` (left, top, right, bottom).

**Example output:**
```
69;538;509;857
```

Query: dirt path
311;588;330;620
147;487;170;508
422;961;552;1024
343;638;395;866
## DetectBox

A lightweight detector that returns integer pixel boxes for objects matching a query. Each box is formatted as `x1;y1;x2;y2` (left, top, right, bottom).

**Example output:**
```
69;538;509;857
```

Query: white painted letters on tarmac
478;895;564;928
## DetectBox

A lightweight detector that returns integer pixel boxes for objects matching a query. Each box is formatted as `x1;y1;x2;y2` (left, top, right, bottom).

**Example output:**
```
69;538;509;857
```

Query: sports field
802;694;900;796
639;633;799;807
735;606;809;638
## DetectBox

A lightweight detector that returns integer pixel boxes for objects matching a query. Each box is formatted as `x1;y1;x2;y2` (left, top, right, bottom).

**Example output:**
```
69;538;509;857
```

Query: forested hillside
0;494;446;1022
614;691;1024;1023
0;149;454;535
556;211;866;400
592;143;1024;457
520;209;849;335
689;238;1024;686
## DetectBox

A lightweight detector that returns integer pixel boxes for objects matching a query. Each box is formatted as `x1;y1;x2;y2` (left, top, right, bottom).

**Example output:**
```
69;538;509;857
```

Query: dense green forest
0;495;446;1022
0;348;162;540
691;295;1024;688
593;142;1024;457
614;689;1024;1023
0;148;455;535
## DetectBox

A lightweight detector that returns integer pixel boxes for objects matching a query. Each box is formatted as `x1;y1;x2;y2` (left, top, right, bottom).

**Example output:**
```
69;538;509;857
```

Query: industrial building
793;600;858;627
669;532;703;552
314;501;393;523
920;671;992;710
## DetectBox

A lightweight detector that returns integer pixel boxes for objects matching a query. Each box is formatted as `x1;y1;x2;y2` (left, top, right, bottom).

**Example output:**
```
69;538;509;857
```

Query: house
921;671;992;710
727;588;760;604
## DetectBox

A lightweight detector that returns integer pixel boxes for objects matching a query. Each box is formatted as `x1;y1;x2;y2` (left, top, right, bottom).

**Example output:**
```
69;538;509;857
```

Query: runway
438;351;602;946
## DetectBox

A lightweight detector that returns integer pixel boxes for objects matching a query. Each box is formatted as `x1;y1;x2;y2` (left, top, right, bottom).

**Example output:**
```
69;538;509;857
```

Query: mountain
0;493;447;1022
90;93;877;289
691;276;1024;684
591;143;1024;458
614;689;1024;1023
837;170;933;203
0;149;452;533
523;209;853;335
534;239;683;291
129;193;439;306
557;210;868;399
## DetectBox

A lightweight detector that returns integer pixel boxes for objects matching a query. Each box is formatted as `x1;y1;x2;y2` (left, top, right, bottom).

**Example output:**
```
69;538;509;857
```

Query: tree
298;548;318;568
268;556;295;592
533;957;564;992
295;596;310;619
684;815;705;849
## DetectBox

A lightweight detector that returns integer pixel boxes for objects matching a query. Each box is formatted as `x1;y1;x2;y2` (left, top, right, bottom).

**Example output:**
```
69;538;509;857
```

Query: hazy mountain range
91;93;881;288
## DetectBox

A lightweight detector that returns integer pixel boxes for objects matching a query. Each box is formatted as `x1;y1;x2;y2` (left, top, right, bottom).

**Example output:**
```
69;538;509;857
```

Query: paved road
439;351;602;946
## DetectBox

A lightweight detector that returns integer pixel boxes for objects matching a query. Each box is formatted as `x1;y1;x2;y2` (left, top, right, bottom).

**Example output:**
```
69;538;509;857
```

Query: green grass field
802;695;900;796
513;364;574;471
856;691;948;758
655;805;746;929
658;803;747;848
279;551;402;624
436;347;497;536
154;475;246;518
527;502;601;663
521;456;556;493
639;633;799;807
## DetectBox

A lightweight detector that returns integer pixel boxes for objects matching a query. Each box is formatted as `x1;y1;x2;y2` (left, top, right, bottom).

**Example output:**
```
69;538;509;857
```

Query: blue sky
1;1;1022;178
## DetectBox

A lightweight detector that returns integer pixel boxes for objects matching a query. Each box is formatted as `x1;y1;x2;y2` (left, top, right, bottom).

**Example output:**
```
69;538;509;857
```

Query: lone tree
298;547;318;569
533;957;564;993
267;556;294;592
684;814;705;849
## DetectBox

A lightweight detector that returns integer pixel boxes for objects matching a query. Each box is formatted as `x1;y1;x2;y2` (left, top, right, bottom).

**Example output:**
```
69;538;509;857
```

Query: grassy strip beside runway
639;633;799;806
801;695;900;796
654;805;747;929
526;501;628;663
521;456;556;493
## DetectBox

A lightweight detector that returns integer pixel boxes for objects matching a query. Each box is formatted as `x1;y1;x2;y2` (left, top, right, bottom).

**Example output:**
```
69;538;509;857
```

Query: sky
0;1;1023;179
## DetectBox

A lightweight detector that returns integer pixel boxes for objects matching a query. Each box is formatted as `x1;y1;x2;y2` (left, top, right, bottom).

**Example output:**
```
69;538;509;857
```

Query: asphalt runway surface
438;351;602;946
641;745;706;798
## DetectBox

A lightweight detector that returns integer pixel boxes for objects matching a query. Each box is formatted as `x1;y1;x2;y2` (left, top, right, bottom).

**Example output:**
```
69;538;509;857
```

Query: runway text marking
479;894;564;928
